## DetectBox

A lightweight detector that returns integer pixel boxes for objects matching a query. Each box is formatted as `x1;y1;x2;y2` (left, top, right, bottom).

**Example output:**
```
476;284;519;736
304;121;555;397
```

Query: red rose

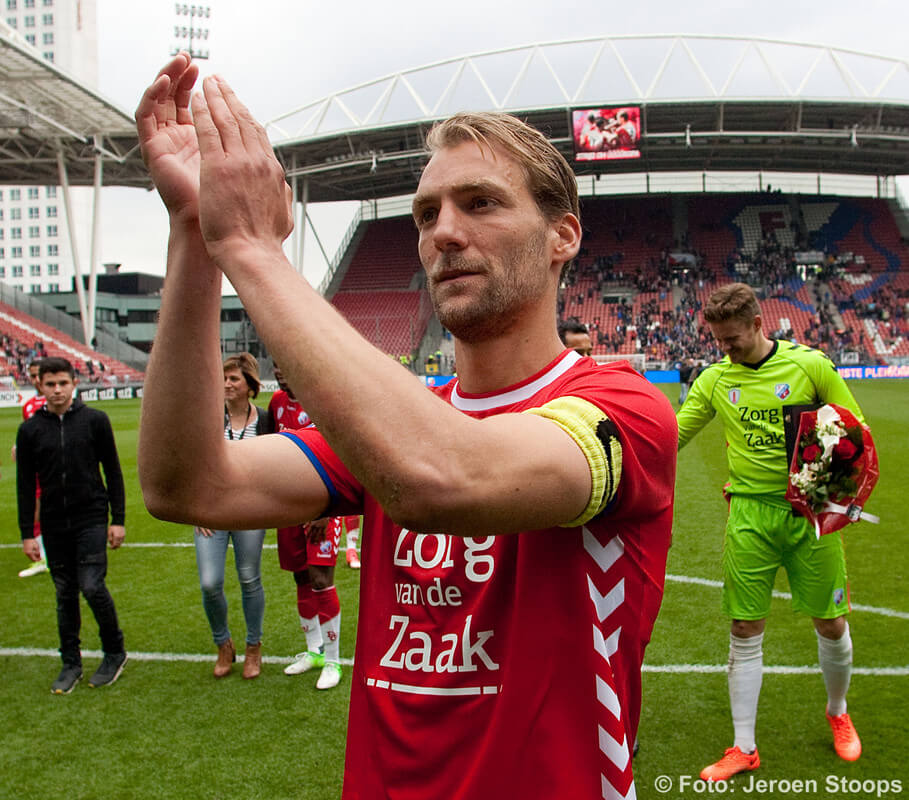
834;438;858;462
802;444;822;462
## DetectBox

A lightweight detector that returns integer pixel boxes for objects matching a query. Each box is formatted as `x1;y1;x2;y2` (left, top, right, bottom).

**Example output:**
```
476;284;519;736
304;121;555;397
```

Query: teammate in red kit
14;360;49;577
137;54;676;799
266;365;313;432
22;361;48;420
268;365;345;689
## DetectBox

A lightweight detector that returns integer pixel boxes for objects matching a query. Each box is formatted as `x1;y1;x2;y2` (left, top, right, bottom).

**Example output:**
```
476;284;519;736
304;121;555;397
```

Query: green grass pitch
0;381;905;799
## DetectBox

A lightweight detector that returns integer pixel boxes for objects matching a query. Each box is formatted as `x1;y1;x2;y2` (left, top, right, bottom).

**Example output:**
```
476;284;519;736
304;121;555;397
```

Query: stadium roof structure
266;35;909;203
0;20;146;187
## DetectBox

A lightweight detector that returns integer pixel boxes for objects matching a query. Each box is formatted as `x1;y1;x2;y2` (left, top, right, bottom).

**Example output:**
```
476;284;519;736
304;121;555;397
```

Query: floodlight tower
171;4;211;59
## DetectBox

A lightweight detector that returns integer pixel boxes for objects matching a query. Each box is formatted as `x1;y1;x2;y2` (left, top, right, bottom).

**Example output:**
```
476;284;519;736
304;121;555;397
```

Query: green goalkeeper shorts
722;494;849;620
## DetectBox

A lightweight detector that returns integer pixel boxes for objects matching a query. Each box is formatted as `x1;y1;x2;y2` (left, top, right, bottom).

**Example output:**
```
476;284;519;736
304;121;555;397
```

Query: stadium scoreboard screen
572;107;641;162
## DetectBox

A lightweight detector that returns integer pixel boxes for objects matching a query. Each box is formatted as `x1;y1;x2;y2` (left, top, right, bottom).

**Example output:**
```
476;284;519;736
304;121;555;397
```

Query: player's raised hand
191;75;294;266
135;53;202;220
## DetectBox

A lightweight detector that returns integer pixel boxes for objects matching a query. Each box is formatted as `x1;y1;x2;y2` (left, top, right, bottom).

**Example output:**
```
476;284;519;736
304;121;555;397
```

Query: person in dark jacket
16;356;128;694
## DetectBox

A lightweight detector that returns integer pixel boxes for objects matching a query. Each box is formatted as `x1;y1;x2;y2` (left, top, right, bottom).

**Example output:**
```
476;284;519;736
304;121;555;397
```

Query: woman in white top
194;352;272;679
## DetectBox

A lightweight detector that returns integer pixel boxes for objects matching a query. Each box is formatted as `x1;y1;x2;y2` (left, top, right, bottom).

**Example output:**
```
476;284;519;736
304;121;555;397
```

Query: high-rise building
0;0;97;294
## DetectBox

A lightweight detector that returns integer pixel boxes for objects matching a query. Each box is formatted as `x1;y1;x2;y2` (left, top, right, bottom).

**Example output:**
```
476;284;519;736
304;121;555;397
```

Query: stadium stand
0;301;144;385
336;218;421;291
326;191;909;368
328;219;433;359
687;196;742;277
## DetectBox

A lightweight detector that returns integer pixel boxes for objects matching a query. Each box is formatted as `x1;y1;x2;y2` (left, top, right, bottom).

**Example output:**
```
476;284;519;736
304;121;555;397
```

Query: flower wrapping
786;404;879;537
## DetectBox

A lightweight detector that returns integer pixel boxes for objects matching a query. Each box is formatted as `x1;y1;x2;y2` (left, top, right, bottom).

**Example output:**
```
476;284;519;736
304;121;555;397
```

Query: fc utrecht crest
775;383;791;400
728;388;741;405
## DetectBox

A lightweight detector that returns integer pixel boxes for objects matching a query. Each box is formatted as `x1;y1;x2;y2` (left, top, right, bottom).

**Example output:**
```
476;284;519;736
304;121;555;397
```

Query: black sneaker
51;664;83;695
88;652;128;688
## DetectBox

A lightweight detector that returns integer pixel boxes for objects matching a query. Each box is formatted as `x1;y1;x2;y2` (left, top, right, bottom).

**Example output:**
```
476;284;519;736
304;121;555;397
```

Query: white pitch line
643;663;909;676
1;647;905;676
666;573;909;620
0;646;353;667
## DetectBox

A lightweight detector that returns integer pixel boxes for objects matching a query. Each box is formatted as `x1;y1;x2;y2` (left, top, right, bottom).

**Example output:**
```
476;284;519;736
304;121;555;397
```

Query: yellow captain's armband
524;396;622;527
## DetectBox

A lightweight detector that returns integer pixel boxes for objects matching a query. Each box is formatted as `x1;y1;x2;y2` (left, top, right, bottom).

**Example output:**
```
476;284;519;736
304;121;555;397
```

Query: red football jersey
22;392;47;511
22;393;46;420
268;389;313;432
282;350;677;799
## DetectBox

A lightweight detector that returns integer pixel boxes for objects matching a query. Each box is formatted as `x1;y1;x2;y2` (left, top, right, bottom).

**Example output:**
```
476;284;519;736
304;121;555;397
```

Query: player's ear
551;212;581;268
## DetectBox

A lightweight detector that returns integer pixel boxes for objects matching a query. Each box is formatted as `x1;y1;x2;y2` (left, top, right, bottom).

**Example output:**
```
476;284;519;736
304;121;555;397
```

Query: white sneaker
284;651;324;676
316;661;342;690
346;548;361;569
19;560;48;578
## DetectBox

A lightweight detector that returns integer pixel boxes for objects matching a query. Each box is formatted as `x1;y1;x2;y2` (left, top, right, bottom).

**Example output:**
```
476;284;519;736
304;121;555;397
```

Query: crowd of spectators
1;335;47;384
841;283;909;327
789;283;859;356
834;281;909;353
1;332;110;386
557;195;909;366
559;277;726;364
555;235;909;367
664;279;724;364
725;230;801;294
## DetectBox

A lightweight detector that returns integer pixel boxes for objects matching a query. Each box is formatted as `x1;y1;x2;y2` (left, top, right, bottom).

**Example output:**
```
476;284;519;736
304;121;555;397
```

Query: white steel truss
266;35;909;142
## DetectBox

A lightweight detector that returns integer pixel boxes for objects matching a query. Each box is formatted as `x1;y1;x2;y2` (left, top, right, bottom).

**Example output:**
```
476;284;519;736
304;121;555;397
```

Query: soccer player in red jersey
137;54;677;799
15;360;49;577
22;361;48;420
267;366;362;567
268;366;345;689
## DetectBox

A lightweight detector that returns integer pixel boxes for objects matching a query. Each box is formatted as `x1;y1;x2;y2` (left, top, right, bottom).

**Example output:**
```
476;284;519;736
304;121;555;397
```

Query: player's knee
731;618;764;638
814;616;846;639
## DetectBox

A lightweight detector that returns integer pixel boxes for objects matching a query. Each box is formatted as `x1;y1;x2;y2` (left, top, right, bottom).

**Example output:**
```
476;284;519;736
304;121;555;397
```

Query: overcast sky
91;0;909;288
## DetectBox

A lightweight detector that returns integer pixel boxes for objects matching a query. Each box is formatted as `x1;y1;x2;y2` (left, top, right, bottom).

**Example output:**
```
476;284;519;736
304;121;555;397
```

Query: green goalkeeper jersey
677;340;864;504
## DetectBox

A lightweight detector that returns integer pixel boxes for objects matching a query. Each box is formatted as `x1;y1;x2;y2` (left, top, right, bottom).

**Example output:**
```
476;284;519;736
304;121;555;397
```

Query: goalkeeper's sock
729;632;763;754
315;585;341;662
818;622;852;717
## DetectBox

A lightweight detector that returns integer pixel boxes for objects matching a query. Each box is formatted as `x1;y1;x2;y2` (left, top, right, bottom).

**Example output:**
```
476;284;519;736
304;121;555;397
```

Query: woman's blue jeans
194;528;266;646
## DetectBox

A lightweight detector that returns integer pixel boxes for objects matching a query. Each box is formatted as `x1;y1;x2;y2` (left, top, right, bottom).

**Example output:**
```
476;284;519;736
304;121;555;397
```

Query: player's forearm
676;407;708;449
676;376;715;449
215;246;585;534
138;221;228;518
217;245;446;508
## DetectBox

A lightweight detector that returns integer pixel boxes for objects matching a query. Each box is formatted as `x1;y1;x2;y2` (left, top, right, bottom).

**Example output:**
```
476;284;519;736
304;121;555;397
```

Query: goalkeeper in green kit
677;282;866;781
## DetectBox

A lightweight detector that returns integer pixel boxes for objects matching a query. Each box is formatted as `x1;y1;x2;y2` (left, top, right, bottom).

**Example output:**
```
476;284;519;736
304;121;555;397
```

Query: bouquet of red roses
786;403;880;537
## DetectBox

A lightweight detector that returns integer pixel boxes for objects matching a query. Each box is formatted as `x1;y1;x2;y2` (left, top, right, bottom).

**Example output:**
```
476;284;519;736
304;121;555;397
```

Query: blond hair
704;283;762;325
425;112;580;224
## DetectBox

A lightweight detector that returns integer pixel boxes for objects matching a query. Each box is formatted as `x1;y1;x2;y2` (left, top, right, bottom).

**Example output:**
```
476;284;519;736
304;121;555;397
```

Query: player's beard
428;230;549;344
